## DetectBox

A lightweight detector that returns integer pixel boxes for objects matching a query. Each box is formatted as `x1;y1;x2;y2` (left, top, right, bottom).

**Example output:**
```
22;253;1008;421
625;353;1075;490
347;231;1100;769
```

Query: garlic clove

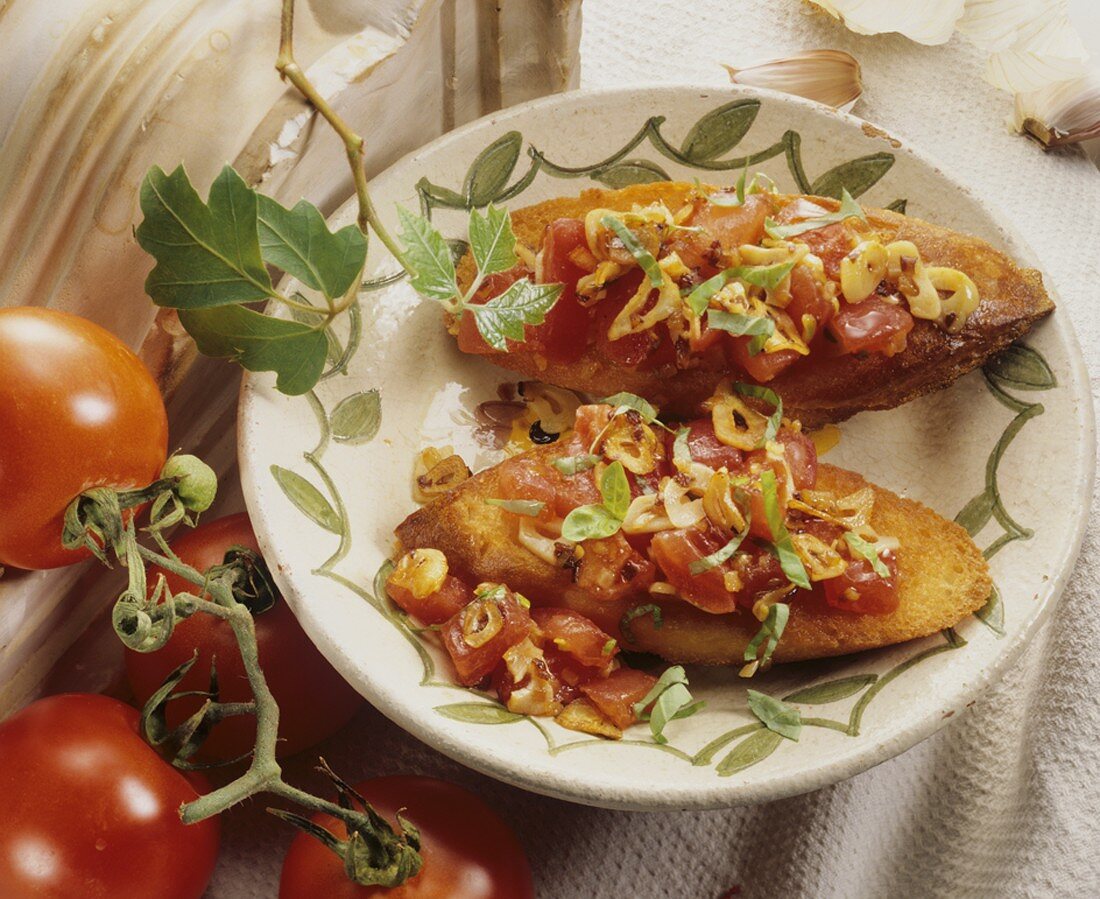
806;0;965;45
983;8;1089;94
1012;70;1100;148
724;49;863;112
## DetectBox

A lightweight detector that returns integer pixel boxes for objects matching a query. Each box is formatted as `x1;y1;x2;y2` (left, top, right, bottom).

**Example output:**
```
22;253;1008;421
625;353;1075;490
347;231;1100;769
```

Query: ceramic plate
238;86;1094;811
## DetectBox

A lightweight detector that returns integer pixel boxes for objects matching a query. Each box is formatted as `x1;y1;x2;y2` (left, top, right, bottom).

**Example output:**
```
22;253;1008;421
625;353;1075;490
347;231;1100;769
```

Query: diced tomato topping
387;574;473;626
649;528;738;613
828;296;914;356
776;428;818;491
441;591;533;686
575;534;655;602
732;548;787;602
573;405;613;447
580;667;659;729
822;552;900;615
534;219;596;363
691;193;770;248
725;336;800;383
531;607;617;675
678;418;744;472
787;264;834;334
456;267;530;354
593;270;676;370
496;449;600;518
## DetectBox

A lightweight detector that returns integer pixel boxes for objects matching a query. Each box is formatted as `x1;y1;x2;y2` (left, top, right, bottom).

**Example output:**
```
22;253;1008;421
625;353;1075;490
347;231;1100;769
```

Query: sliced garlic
724;50;863;113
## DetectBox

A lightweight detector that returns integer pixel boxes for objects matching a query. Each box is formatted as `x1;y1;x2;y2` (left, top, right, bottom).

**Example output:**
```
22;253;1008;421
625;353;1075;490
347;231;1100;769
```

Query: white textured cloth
208;3;1100;896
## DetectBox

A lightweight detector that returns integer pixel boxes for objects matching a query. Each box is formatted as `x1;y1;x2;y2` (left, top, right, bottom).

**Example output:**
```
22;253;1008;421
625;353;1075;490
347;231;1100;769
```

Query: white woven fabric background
208;3;1099;896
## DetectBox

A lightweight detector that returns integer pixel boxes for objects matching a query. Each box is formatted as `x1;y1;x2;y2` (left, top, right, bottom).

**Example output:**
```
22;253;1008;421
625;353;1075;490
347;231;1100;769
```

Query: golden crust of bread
394;447;992;666
453;182;1054;427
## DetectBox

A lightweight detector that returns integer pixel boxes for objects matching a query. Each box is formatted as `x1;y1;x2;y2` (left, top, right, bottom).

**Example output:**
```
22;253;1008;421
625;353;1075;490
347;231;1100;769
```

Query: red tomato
389;574;473;626
691;193;770;247
574;534;656;602
594;269;657;367
125;514;362;761
823;552;900;615
534;218;595;363
787;265;834;332
650;528;738;613
531;607;617;674
496;451;600;517
0;694;219;899
580;668;658;729
441;590;533;685
0;307;168;570
279;776;534;899
680;418;744;471
726;335;801;382
776;428;818;491
828;297;915;356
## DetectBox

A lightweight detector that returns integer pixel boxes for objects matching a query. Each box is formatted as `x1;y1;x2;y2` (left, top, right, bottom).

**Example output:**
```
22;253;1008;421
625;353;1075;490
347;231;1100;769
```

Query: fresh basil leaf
689;522;750;575
552;454;601;476
600;392;660;425
180;305;327;395
747;689;802;741
633;665;703;744
560;504;622;542
396;206;459;301
707;310;776;342
764;188;866;240
256;195;367;301
731;382;783;446
844;532;890;578
602;215;662;287
620;604;663;644
485;498;546;517
743;602;789;666
598;461;631;521
137;164;273;309
465;280;562;351
760;469;811;590
467;203;518;276
672;427;692;468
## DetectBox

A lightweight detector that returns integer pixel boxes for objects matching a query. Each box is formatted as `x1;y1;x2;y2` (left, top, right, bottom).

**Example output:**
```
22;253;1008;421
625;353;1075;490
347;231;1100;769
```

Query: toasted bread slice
395;449;992;666
452;182;1054;427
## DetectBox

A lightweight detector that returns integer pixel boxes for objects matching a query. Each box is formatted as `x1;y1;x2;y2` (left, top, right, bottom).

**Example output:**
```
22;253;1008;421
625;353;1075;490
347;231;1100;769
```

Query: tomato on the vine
125;513;363;761
0;307;169;570
0;693;220;898
279;776;534;898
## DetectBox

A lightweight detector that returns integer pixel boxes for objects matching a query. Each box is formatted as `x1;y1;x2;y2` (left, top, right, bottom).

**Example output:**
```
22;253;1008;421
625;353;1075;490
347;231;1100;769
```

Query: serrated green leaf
810;153;895;199
747;689;802;741
180;306;327;395
256;195;366;300
680;99;760;162
983;344;1056;390
594;159;670;188
396;206;458;301
783;674;877;704
329;390;381;445
465;280;562;350
468;204;517;276
716;728;782;776
137;164;273;309
465;132;523;206
270;465;342;533
434;702;524;725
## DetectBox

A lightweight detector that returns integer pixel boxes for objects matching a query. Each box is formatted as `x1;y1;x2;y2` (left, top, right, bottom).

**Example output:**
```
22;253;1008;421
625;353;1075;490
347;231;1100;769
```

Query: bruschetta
450;180;1054;426
393;387;992;668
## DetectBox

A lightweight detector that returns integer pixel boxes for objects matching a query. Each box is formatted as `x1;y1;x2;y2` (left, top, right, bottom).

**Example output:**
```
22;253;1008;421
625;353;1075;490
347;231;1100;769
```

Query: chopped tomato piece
731;548;787;603
593;270;663;368
535;219;595;363
531;608;617;675
650;528;737;613
496;451;600;518
456;267;530;354
787;265;834;334
388;574;473;626
679;418;744;472
575;534;655;602
491;640;570;714
573;404;613;447
822;552;900;615
580;668;658;729
776;427;818;491
828;296;914;356
691;193;770;248
726;336;800;382
441;590;533;686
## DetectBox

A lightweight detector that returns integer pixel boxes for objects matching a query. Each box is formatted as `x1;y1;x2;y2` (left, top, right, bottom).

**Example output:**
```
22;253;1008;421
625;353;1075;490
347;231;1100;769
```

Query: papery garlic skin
1011;70;1100;147
807;0;966;45
724;50;863;112
976;3;1089;93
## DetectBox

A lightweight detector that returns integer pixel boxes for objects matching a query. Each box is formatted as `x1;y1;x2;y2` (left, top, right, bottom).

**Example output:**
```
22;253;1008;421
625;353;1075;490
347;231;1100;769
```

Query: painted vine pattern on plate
267;99;1056;777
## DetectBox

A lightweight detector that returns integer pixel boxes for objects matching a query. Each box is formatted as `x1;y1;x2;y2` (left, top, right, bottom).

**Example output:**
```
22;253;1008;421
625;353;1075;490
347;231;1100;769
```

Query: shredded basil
689;521;751;575
844;532;891;578
672;427;692;468
552;454;601;476
484;498;545;517
731;382;783;447
743;602;789;667
633;665;704;744
620;604;663;644
760;469;811;590
747;689;802;741
707;310;776;345
601;638;617;656
600;391;660;425
685;261;795;319
602;215;663;287
763;188;866;240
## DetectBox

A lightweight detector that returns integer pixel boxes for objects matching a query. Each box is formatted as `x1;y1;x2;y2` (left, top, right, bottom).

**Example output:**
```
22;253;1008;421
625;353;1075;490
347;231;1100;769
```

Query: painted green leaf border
264;98;1060;779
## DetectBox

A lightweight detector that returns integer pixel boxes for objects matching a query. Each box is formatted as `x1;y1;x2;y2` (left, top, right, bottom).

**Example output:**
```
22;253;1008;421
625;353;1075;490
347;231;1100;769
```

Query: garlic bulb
806;0;965;45
1012;70;1100;147
724;50;863;112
